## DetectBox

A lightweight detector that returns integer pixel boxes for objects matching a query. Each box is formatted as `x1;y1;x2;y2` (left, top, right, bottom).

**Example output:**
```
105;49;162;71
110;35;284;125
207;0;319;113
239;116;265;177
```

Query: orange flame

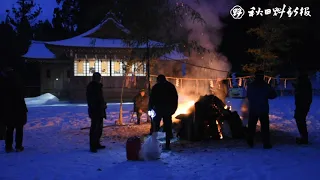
173;101;195;122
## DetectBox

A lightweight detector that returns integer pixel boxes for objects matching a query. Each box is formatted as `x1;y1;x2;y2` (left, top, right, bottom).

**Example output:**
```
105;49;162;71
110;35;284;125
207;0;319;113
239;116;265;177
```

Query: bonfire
174;94;245;141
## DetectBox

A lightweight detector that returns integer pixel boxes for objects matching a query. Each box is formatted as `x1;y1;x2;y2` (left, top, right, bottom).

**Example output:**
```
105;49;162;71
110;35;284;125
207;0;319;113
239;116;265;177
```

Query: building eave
23;41;56;59
159;50;188;61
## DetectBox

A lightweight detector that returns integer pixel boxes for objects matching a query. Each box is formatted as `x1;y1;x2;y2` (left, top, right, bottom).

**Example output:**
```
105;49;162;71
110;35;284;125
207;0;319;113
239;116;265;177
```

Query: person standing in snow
3;68;28;153
0;67;8;140
86;72;107;153
133;89;150;124
246;70;277;149
149;74;178;150
292;70;312;144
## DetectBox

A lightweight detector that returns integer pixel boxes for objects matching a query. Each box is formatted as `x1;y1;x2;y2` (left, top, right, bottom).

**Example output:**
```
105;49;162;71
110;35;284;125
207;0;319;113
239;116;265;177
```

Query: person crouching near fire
292;69;312;144
246;70;277;149
149;75;178;150
86;72;107;153
133;89;150;124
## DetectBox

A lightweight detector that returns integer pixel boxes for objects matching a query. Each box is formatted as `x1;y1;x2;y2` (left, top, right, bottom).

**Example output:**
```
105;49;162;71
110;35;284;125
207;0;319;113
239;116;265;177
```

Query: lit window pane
74;60;85;76
101;60;109;76
88;60;95;74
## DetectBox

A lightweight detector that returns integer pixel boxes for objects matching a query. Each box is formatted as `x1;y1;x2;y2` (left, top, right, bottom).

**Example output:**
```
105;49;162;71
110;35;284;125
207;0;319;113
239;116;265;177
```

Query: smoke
178;0;236;98
183;0;235;74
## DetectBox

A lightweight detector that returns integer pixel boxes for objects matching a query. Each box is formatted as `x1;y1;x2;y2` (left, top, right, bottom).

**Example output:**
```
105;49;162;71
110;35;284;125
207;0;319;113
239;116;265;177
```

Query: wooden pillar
109;55;112;76
85;54;88;76
40;62;44;94
94;54;98;73
196;80;199;94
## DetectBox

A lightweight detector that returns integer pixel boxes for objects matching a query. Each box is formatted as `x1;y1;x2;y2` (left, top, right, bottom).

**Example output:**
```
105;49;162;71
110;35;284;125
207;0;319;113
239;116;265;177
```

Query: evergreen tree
0;16;17;68
33;20;55;41
245;0;318;74
8;0;42;56
51;7;74;39
75;0;116;33
3;0;41;73
54;0;78;34
219;0;270;73
55;0;116;34
117;0;204;55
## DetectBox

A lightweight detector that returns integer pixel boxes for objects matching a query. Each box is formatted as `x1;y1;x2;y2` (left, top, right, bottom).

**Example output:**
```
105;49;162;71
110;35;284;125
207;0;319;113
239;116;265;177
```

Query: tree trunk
116;74;128;125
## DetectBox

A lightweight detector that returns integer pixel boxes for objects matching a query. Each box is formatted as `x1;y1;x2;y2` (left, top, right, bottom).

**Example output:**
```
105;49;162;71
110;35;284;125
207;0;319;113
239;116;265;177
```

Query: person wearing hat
133;89;150;124
246;70;277;149
292;69;312;144
149;74;178;150
86;72;107;153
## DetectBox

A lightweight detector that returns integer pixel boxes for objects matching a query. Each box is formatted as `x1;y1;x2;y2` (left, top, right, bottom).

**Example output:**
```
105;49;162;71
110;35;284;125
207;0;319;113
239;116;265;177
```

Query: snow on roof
23;41;56;59
44;17;163;48
45;37;163;48
159;50;188;60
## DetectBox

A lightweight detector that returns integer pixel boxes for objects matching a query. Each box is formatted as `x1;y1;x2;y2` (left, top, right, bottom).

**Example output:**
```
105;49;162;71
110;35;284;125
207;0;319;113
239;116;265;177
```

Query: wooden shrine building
23;13;187;102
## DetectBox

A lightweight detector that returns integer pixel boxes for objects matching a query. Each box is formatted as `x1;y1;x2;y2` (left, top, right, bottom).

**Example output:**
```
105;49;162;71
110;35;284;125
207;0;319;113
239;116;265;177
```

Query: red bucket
126;136;141;161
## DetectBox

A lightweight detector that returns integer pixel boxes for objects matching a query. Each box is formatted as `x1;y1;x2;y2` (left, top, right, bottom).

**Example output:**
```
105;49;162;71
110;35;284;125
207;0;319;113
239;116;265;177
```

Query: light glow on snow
1;96;320;179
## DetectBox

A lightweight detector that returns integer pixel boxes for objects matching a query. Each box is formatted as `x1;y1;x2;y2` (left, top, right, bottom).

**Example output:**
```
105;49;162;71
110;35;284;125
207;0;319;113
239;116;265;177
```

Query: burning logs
220;111;245;139
176;95;245;141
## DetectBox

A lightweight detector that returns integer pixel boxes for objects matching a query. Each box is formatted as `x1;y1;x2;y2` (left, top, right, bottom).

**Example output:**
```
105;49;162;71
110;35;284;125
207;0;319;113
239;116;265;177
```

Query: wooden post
85;54;88;76
196;80;199;95
108;55;112;76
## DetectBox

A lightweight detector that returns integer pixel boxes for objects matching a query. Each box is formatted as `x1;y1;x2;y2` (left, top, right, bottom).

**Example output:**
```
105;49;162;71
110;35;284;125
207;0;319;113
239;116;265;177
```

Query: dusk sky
0;0;57;21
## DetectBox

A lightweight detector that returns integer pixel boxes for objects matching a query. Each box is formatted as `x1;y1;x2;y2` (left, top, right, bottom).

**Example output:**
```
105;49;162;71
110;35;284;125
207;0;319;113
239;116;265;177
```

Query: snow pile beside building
25;93;59;106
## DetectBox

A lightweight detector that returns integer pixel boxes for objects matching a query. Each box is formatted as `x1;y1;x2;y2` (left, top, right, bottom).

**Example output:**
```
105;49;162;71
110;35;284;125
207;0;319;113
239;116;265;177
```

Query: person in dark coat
0;68;8;140
246;70;277;149
133;89;150;124
3;68;28;153
293;70;312;144
149;74;178;150
86;72;107;153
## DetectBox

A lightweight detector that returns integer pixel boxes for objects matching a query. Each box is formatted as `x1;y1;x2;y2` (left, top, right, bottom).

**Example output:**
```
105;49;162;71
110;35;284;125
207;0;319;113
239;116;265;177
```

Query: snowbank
25;93;59;106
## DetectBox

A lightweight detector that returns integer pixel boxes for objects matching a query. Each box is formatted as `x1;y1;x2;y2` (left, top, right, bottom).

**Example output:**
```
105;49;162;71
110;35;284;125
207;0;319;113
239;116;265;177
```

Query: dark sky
0;0;56;21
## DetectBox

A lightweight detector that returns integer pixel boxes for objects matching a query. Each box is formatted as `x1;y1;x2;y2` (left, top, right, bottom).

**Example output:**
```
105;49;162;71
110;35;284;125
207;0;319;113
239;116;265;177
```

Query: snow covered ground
1;96;320;180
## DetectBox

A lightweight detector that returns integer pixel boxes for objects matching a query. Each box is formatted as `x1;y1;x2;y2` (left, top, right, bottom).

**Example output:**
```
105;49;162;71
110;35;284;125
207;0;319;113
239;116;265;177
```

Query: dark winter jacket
149;80;178;115
0;70;7;126
86;81;106;119
133;94;149;112
247;79;277;115
1;69;28;126
293;76;312;110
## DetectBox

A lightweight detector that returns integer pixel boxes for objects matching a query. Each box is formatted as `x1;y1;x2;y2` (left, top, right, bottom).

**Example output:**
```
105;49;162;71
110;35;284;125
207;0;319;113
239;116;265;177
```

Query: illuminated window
111;60;123;76
74;60;85;76
74;59;103;76
101;60;110;76
87;59;96;75
134;62;146;76
120;61;146;76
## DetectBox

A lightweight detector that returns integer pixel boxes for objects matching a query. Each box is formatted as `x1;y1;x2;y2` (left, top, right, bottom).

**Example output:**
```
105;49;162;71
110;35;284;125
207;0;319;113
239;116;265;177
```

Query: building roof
45;13;163;48
159;50;188;60
23;13;187;60
23;41;56;59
